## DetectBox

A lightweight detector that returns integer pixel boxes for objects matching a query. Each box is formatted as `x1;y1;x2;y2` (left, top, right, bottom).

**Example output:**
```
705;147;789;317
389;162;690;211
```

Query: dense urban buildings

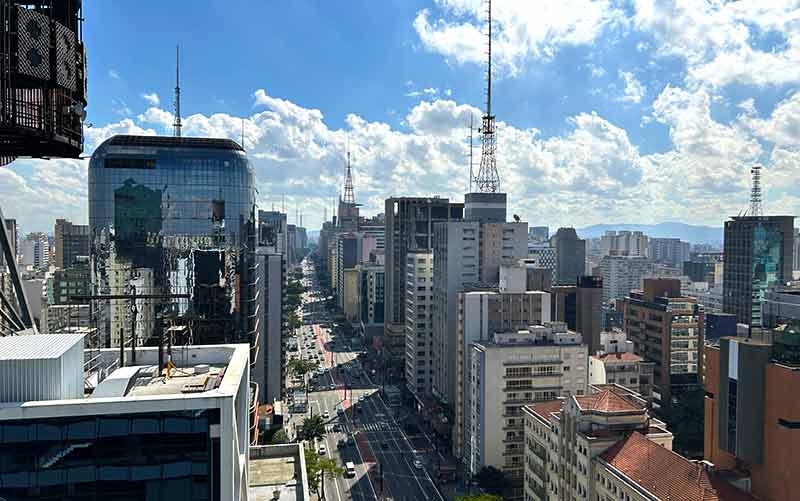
703;332;800;501
384;197;463;367
649;237;691;266
600;230;648;257
624;278;704;408
468;324;587;497
53;218;90;269
404;249;434;397
89;135;260;385
722;215;794;327
597;254;652;303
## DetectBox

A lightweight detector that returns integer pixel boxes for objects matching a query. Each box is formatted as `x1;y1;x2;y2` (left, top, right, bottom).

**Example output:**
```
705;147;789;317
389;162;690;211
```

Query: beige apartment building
467;323;587;499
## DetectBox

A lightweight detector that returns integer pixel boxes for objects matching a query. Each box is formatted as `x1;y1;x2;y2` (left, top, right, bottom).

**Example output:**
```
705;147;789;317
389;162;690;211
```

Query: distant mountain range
576;222;723;245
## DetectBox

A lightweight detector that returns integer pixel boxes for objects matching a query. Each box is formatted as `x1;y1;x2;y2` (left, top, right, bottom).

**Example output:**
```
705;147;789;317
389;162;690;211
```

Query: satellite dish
513;214;521;222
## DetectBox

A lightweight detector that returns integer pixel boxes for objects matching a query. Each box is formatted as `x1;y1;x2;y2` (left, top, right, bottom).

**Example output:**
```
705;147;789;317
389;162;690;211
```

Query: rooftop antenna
467;114;475;192
474;0;500;193
241;118;245;150
750;164;763;217
173;45;182;138
343;146;356;204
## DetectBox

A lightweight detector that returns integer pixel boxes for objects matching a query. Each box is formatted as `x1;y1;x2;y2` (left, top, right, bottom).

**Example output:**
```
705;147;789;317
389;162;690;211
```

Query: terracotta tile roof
599;432;757;501
527;400;563;423
595;351;643;362
575;389;644;413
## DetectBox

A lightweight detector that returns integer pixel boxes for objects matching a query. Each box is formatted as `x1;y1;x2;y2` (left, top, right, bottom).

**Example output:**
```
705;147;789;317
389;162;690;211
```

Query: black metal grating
105;135;245;152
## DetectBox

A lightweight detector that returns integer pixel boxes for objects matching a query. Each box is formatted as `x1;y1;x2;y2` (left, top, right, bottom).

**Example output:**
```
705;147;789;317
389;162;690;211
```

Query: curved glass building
89;136;258;369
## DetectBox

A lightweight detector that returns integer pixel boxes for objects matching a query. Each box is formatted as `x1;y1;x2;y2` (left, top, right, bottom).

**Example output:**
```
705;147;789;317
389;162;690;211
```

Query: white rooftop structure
0;333;84;402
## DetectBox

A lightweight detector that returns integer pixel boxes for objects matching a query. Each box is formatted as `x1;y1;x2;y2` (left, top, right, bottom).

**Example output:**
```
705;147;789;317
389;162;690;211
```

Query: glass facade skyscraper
89;136;258;366
723;215;795;327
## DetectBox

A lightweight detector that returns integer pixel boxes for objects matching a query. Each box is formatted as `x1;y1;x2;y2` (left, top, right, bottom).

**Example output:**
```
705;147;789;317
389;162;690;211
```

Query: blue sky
3;0;800;233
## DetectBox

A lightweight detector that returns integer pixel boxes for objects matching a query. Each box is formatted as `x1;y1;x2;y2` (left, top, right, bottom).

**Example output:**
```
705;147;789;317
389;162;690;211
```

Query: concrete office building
600;230;648;257
258;210;288;257
649;237;690;267
589;352;653;399
40;303;91;334
454;282;551;459
550;276;603;355
431;219;527;407
523;386;675;501
20;232;49;270
624;278;704;408
526;243;556;284
597;254;653;303
723;215;794;327
467;324;587;494
794;227;800;271
358;260;385;327
550;227;585;285
53;219;90;269
762;286;800;328
405;250;434;397
46;256;90;305
0;335;252;501
704;334;800;501
256;249;287;405
286;224;297;266
528;226;548;242
384;197;463;366
341;268;360;321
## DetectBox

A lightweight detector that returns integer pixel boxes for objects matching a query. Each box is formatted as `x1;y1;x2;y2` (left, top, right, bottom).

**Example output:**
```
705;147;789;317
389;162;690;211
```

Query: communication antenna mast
343;149;356;204
474;0;500;193
750;164;763;217
467;114;475;193
173;45;182;138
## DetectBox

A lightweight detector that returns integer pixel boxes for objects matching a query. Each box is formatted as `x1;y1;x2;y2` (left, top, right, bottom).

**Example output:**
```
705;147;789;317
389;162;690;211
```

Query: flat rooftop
249;444;308;501
125;365;226;397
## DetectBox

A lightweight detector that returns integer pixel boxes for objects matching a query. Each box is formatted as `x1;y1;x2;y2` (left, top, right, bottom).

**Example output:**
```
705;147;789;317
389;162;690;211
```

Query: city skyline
2;1;800;234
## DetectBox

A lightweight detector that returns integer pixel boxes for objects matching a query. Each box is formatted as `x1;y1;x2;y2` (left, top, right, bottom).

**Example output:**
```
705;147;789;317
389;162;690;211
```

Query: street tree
304;448;344;499
474;466;508;497
287;358;319;394
300;415;326;443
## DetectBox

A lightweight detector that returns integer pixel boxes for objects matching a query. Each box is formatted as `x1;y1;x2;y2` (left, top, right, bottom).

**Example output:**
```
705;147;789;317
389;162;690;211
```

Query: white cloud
413;0;626;76
405;99;480;136
737;98;756;116
444;89;453;96
108;69;120;79
141;92;160;106
617;71;646;104
589;64;607;78
743;91;800;146
632;0;800;88
84;118;157;151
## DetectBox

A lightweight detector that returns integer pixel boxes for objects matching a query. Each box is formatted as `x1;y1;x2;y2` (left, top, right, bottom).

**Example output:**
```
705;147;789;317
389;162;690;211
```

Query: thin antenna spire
468;114;475;193
750;164;763;217
241;118;245;150
282;194;285;213
173;45;182;138
474;0;500;193
343;147;356;204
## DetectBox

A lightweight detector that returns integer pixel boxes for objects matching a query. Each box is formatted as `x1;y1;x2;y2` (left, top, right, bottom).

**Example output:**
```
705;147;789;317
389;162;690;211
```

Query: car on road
413;458;424;469
329;384;336;391
337;407;344;416
333;424;341;432
322;411;329;419
337;439;346;449
381;441;389;449
346;436;354;446
318;444;327;455
345;461;356;477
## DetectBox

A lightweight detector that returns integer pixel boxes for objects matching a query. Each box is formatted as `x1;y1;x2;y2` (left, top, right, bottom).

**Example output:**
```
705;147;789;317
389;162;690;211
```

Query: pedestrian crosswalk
361;421;397;432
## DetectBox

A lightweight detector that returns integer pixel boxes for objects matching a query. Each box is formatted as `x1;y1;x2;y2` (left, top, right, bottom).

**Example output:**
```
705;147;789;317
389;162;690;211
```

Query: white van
345;461;356;478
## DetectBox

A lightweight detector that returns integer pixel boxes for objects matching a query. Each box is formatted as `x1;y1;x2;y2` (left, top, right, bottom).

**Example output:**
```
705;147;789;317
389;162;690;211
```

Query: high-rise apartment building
384;197;463;366
258;210;288;256
723;215;794;327
523;386;678;501
20;232;49;270
256;249;287;404
454;282;551;460
527;242;556;284
46;255;90;304
597;254;653;303
431;219;527;406
703;333;800;501
794;227;800;271
0;335;252;500
468;324;587;495
576;275;603;354
649;237;691;267
358;260;385;327
550;227;585;285
600;230;648;257
53;219;90;269
624;278;704;408
405;250;434;397
89;136;260;390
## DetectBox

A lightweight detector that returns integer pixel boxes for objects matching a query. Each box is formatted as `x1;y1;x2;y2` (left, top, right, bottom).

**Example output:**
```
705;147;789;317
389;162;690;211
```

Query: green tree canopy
300;415;326;443
474;466;508;497
304;448;344;497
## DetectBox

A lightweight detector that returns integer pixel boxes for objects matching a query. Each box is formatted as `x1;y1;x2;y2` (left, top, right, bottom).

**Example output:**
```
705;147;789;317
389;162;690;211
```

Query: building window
727;378;738;452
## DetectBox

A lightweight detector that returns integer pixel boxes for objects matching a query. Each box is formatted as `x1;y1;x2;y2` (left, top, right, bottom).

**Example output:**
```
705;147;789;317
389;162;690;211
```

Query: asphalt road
297;260;443;501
